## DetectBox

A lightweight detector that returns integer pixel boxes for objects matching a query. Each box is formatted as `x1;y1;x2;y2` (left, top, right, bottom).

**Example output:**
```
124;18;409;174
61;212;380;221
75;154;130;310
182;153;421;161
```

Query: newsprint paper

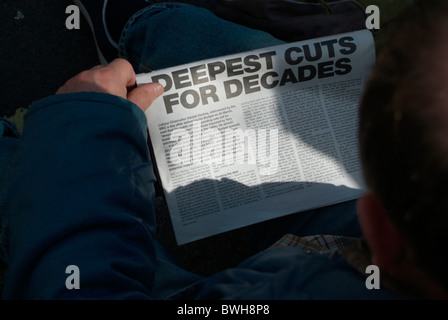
136;29;375;245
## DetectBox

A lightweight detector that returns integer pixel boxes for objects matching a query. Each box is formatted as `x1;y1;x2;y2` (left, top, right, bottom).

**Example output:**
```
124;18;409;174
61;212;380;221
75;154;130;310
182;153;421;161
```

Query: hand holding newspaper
136;29;375;245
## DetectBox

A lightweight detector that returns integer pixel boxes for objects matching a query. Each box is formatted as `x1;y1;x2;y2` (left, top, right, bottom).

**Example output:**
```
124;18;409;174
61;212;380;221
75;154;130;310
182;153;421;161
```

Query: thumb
128;83;164;112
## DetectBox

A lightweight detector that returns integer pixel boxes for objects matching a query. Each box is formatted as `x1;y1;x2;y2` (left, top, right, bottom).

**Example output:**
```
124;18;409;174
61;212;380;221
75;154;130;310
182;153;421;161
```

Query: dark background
0;1;99;119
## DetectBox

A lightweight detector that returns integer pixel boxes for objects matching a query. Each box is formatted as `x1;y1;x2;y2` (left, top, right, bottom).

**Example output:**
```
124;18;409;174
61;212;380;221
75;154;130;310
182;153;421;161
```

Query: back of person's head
359;0;448;296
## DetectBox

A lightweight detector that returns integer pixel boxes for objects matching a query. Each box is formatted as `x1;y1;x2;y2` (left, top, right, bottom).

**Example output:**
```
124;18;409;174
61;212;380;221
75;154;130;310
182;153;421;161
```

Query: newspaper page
136;29;375;245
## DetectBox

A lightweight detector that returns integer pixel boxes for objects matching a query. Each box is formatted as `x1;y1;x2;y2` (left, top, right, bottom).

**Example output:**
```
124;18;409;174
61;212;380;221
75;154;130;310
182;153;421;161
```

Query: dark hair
359;0;448;291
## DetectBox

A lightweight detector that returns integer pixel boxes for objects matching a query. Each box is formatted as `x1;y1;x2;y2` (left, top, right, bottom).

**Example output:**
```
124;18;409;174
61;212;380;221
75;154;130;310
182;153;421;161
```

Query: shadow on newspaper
155;177;362;275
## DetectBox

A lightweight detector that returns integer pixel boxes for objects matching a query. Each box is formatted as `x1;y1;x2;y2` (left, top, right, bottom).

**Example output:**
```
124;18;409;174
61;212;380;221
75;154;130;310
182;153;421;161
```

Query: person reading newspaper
1;0;447;299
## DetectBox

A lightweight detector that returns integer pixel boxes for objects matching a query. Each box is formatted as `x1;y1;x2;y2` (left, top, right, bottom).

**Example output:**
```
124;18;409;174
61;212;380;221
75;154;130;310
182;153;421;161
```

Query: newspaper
136;29;375;245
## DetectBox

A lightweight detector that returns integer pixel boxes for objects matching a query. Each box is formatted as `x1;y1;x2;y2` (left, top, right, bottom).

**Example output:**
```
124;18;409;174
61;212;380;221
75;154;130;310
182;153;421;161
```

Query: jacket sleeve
2;92;158;299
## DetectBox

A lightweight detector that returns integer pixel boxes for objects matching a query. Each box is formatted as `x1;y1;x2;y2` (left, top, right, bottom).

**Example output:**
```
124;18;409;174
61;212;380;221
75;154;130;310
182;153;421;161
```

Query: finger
90;64;104;71
127;83;164;112
107;58;136;88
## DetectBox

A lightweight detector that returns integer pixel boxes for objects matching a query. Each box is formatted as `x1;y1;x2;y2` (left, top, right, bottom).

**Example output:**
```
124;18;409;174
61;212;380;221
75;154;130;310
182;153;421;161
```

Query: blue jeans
1;3;362;299
118;2;285;72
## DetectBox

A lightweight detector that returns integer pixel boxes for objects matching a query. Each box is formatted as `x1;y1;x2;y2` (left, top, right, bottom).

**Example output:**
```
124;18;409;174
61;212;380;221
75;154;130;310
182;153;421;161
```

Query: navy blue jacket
2;93;405;299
